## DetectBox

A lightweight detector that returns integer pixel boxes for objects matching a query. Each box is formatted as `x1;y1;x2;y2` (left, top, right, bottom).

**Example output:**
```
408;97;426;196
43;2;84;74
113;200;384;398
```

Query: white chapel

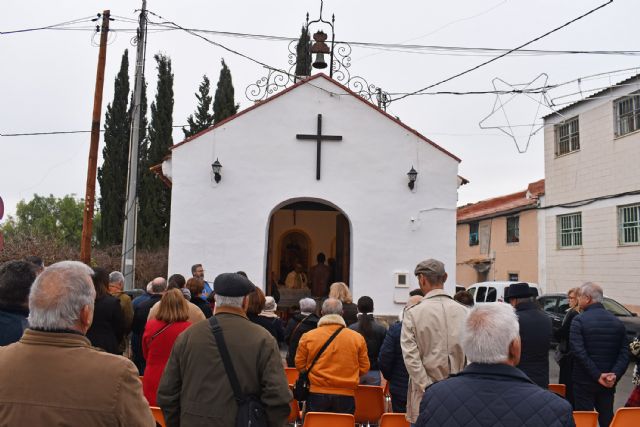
157;73;464;315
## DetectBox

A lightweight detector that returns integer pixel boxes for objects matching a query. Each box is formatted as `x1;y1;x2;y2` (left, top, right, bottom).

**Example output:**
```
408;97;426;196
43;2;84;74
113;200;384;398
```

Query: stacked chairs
382;381;392;413
379;413;410;427
610;407;640;426
303;412;355;426
354;385;385;426
548;383;566;397
288;399;302;426
150;406;166;427
572;411;598;427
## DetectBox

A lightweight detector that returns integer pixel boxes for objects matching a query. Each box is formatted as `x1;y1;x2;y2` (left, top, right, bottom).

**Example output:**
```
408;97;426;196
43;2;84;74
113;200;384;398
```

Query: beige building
541;74;640;311
457;180;544;287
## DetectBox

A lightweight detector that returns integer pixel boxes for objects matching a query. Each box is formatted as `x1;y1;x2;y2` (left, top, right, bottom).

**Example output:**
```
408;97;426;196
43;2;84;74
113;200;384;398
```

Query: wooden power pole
80;10;110;264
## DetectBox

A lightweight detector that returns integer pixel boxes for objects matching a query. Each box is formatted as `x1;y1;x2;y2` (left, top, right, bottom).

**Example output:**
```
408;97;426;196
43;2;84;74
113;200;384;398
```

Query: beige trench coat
401;289;469;423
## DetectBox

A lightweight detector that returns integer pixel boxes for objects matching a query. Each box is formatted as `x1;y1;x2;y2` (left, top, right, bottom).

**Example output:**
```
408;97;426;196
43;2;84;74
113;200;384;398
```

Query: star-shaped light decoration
478;73;564;153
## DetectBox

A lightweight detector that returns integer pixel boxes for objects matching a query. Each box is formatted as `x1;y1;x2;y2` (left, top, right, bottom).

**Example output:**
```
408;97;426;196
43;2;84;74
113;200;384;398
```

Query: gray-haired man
0;261;154;426
571;282;629;427
416;303;574;426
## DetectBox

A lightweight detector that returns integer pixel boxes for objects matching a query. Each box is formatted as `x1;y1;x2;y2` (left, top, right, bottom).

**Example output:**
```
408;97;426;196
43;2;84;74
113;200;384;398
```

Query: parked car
124;288;145;300
538;293;640;343
467;281;541;304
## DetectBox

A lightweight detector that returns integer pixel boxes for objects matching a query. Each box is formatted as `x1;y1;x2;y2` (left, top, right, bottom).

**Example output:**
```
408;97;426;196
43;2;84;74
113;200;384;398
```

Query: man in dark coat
506;282;552;388
0;260;37;346
378;294;423;413
157;273;291;427
570;282;629;427
416;303;574;427
284;297;319;367
131;277;166;374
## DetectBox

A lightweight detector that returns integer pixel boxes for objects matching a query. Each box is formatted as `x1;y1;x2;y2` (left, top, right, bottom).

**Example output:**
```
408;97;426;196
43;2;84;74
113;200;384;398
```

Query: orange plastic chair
288;399;301;426
380;412;410;427
572;411;598;427
610;407;640;427
302;412;355;427
150;406;166;427
354;385;385;426
548;383;566;397
382;380;392;412
138;375;144;382
285;367;299;386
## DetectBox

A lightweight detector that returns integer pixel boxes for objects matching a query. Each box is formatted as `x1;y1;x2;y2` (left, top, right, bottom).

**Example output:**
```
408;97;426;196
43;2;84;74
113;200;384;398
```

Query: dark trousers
558;354;575;408
573;382;615;427
307;392;355;414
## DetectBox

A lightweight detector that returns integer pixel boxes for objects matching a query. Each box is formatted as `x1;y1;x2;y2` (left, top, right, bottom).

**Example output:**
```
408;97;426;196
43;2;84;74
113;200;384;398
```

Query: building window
469;222;479;246
506;216;519;243
555;117;580;155
619;204;640;245
615;93;640;136
508;272;519;281
558;213;582;248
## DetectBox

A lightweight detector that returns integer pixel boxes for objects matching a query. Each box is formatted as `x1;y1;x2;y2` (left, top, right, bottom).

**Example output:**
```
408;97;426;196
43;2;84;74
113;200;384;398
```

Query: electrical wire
391;0;614;102
0;16;96;35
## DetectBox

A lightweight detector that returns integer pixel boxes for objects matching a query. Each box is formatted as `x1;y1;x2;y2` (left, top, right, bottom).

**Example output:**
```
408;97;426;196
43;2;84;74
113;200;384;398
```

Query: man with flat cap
506;282;552;388
401;258;469;425
157;273;291;427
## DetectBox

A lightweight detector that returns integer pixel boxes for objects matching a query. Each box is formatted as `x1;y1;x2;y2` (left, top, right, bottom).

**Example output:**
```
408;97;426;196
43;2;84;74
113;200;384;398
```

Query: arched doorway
265;199;351;307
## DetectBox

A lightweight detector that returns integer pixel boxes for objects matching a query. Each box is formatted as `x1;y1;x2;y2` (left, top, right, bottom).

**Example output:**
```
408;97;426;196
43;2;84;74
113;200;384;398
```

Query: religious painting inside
266;200;350;311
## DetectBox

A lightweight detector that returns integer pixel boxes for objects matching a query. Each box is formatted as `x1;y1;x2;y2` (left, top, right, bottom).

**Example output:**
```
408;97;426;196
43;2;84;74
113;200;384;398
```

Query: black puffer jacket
284;312;319;367
416;363;575;427
515;300;552;388
570;302;629;385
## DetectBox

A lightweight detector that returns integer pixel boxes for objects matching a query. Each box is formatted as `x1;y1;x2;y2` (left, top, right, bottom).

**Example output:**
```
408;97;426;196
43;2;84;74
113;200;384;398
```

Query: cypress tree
295;26;311;78
97;50;130;246
183;75;214;138
138;53;173;249
213;59;239;124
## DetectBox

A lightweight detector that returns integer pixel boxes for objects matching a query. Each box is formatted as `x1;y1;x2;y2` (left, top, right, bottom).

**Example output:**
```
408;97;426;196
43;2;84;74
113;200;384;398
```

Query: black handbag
209;316;267;427
293;326;344;401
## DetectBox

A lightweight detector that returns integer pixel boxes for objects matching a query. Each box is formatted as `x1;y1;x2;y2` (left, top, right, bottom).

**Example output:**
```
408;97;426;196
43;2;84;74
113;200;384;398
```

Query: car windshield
602;297;632;316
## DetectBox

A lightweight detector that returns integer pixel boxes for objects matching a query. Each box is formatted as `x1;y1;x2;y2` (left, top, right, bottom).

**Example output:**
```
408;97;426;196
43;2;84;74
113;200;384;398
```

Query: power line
391;0;614;102
0;16;96;35
0;125;189;137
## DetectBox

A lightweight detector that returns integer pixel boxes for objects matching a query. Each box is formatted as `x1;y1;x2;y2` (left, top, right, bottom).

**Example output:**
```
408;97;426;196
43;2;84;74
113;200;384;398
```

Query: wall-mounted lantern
407;166;418;190
211;158;222;183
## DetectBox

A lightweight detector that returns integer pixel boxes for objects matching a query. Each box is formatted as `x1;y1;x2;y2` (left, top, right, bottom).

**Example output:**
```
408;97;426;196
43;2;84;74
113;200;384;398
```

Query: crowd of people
0;255;638;426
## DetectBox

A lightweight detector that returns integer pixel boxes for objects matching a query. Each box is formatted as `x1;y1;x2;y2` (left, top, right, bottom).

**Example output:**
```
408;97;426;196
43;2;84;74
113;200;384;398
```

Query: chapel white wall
167;77;460;315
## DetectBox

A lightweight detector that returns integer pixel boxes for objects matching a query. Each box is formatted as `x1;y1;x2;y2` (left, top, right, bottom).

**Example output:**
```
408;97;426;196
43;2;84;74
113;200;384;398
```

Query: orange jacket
295;314;370;396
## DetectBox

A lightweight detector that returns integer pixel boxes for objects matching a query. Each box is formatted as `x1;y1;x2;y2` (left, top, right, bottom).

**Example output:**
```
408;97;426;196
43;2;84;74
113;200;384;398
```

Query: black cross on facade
296;114;342;180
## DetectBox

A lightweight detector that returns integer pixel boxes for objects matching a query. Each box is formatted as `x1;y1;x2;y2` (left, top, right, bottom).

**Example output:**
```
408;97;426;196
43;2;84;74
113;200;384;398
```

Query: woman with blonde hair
142;288;191;405
555;287;582;407
329;282;358;325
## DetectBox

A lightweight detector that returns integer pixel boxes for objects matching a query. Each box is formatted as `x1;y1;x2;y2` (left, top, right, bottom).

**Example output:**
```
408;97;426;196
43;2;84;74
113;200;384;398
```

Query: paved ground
548;350;635;410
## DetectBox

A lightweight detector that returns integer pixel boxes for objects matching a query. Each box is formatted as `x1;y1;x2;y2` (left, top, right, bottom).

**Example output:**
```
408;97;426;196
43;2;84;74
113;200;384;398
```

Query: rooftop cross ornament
296;113;342;180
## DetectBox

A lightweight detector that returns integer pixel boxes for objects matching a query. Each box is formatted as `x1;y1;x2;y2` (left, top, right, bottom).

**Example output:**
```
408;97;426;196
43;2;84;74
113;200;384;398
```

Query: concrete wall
166;77;461;315
543;84;640;310
457;208;539;287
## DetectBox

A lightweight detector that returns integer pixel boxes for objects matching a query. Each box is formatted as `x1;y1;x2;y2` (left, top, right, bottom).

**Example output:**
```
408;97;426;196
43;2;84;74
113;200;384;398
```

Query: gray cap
414;259;445;276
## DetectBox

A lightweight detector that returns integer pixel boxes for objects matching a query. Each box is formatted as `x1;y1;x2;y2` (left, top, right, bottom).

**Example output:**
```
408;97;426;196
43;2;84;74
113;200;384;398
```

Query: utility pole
80;10;110;264
121;0;147;290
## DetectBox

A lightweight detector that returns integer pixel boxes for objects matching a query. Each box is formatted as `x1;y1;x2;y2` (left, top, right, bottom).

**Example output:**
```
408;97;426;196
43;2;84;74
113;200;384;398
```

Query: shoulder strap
291;314;312;340
149;322;173;343
307;326;343;373
209;316;245;402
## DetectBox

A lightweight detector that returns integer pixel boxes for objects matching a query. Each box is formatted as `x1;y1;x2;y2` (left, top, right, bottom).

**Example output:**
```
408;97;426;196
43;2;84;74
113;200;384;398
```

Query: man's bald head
321;297;343;315
150;277;167;294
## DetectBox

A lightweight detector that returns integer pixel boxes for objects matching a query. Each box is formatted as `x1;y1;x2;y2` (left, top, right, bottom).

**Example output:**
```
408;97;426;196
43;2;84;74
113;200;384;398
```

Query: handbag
293;326;344;401
209;316;267;427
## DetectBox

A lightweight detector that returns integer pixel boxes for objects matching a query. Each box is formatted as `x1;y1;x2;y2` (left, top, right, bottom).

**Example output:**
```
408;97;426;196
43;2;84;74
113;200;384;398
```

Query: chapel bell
311;30;330;69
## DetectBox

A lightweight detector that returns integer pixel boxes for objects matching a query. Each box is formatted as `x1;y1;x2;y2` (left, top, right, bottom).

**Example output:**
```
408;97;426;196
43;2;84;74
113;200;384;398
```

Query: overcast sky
1;0;638;220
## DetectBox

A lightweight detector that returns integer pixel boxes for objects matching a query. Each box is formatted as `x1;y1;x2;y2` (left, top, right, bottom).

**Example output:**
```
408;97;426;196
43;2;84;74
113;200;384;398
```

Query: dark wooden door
335;213;350;286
